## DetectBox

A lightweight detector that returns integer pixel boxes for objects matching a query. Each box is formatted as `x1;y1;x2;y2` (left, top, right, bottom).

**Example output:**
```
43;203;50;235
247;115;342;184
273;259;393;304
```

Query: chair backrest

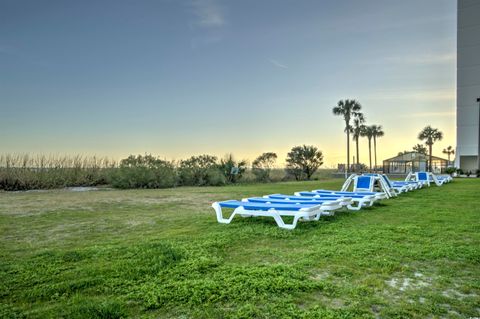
340;174;357;192
354;176;374;192
380;174;393;188
417;172;428;181
416;172;430;186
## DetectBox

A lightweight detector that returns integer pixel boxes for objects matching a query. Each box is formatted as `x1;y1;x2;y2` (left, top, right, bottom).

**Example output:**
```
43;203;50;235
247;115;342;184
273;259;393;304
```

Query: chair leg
271;212;302;230
211;203;239;224
347;201;362;210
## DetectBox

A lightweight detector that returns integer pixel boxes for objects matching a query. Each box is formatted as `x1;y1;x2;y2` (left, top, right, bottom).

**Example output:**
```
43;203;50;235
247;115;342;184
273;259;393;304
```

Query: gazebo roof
383;151;448;163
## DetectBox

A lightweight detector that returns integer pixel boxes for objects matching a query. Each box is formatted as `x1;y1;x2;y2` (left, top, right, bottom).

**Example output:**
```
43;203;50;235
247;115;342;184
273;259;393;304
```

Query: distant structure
383;152;448;174
456;1;480;171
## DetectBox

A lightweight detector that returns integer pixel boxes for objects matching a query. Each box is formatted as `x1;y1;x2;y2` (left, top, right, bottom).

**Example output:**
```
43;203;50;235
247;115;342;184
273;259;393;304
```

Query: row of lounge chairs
211;172;452;230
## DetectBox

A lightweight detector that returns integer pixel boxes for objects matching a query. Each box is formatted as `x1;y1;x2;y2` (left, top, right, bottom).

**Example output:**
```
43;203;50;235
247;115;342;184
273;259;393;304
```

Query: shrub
204;168;227;186
218;154;247;183
252;152;277;182
445;167;457;175
109;154;176;189
178;155;225;186
285;145;324;180
0;154;114;191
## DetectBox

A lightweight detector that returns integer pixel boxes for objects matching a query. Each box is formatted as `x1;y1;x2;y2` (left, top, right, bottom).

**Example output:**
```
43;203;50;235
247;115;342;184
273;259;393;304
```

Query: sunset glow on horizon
0;0;456;166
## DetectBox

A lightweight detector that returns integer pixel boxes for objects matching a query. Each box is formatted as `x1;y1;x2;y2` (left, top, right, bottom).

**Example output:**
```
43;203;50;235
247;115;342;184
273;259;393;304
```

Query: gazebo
383;152;449;174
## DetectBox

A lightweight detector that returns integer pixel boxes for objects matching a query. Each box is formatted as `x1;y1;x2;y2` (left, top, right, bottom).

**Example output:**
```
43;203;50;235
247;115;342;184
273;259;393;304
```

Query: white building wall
456;0;480;171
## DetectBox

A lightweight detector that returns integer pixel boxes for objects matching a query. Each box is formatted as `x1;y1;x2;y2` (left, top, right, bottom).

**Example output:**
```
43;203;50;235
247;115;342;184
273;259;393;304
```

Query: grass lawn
0;178;479;318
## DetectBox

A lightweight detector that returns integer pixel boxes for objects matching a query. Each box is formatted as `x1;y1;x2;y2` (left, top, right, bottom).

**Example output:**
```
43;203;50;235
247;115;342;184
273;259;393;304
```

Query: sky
0;0;457;167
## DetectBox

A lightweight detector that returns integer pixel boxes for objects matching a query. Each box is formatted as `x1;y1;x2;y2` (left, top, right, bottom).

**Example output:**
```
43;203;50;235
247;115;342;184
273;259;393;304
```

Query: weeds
0;154;115;191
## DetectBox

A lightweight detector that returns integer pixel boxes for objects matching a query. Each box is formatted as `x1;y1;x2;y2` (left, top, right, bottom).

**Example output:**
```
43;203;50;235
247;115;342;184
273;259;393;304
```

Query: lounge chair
430;174;449;185
291;192;377;210
309;189;388;200
211;199;342;230
376;174;416;193
341;174;394;198
264;194;356;211
245;197;346;216
436;175;452;183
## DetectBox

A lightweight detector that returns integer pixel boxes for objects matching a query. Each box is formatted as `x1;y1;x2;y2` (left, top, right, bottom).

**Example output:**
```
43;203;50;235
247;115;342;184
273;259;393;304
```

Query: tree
351;114;366;166
363;126;374;171
442;146;455;163
178;155;225;186
111;154;176;189
252;152;277;182
332;99;362;175
285;145;324;180
412;144;428;155
219;154;247;183
418;125;443;171
371;125;384;172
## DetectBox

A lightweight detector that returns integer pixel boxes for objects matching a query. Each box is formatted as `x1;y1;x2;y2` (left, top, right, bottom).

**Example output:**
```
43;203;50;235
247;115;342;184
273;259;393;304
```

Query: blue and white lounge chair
292;191;377;210
211;199;342;230
436;175;452;183
245;197;346;216
410;171;448;186
309;189;388;200
413;172;431;186
341;174;393;198
429;173;450;185
264;194;356;211
375;174;421;193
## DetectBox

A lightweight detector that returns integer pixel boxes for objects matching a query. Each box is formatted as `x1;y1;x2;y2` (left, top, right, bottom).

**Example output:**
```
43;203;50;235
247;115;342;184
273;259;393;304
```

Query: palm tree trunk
346;123;350;177
356;136;360;166
368;138;372;172
429;144;433;171
374;136;377;173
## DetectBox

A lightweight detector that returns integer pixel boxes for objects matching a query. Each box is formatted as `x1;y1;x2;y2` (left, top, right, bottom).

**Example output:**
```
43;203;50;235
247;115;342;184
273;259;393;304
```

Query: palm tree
442;145;455;164
418;125;443;171
332;99;362;176
370;125;384;173
351;114;366;168
412;143;427;155
363;126;374;172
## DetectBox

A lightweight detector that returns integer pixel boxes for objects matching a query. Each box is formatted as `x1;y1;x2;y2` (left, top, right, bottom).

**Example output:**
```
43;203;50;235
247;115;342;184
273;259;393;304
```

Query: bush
218;154;247;183
178;155;225;186
445;167;457;175
110;154;176;189
285;145;324;180
252;152;277;182
0;154;114;191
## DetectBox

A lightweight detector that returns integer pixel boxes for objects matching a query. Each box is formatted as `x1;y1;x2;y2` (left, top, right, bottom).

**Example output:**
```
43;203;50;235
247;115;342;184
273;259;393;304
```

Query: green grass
0;178;479;318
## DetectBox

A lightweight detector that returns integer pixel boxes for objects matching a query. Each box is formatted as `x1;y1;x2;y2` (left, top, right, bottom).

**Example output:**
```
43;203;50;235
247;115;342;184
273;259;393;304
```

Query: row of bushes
0;146;325;190
445;167;480;177
0;154;115;191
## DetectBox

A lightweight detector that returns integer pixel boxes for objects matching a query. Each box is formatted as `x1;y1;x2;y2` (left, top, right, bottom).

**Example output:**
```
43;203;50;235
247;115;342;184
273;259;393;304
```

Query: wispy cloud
268;59;288;69
191;0;225;27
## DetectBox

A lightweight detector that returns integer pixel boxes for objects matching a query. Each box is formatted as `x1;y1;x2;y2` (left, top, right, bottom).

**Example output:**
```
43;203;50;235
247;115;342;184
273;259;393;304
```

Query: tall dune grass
0;154;116;191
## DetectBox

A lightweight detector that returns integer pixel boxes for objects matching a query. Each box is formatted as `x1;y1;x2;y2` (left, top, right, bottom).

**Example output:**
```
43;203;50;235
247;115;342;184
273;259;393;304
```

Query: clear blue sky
0;0;456;166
